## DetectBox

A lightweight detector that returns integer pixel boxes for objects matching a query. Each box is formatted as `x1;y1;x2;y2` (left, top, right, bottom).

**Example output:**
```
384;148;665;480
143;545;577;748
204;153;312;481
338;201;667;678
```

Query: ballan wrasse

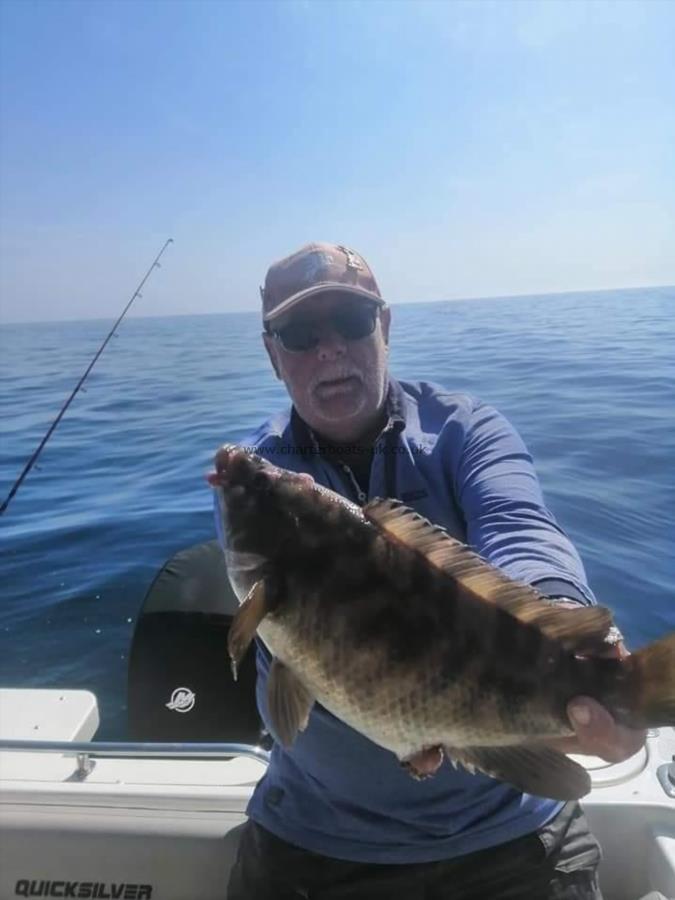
208;445;675;800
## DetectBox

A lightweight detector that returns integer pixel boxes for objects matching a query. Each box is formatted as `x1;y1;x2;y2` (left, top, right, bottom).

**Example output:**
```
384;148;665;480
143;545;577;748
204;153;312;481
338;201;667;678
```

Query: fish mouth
209;444;266;488
213;443;245;479
214;443;243;467
209;445;314;490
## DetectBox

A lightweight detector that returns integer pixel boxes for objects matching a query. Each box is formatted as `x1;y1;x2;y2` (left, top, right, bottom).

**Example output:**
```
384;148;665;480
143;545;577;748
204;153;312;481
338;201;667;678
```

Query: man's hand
548;638;647;763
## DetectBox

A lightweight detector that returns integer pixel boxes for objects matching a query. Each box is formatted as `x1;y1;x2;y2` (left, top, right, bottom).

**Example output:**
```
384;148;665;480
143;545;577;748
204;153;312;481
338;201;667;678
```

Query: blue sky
0;0;673;323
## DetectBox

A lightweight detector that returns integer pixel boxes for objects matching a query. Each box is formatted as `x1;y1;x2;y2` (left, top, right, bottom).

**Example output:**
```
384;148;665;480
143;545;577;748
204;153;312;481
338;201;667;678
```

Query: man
224;242;645;899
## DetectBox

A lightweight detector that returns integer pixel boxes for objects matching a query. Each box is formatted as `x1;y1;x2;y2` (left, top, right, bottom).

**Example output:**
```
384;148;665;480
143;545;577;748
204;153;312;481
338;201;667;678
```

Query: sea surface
1;287;674;739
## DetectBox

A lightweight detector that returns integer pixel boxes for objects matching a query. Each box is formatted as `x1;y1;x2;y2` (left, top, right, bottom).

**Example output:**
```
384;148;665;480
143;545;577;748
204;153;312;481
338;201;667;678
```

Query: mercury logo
165;687;195;713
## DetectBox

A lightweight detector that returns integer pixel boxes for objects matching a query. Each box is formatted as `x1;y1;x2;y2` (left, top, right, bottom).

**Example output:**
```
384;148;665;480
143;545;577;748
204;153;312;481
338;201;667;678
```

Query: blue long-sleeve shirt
220;379;595;863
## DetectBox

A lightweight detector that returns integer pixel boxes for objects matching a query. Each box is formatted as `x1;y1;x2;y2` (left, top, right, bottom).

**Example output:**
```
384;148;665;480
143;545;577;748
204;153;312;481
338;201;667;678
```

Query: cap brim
263;284;384;323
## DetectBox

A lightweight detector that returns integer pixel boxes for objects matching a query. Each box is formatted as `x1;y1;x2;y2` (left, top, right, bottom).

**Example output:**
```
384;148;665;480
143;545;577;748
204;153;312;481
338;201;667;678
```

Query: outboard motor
127;540;263;744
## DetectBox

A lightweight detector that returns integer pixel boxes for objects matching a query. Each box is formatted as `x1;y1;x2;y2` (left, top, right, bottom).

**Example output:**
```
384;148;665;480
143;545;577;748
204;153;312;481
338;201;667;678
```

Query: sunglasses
269;303;381;353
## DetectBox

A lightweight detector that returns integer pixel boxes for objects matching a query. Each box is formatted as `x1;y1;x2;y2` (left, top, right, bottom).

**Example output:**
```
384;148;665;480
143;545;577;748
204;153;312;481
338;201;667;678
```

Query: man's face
263;292;391;444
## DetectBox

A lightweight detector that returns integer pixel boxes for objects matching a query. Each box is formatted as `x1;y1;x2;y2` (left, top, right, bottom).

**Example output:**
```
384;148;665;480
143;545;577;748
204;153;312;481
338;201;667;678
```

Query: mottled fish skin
210;445;675;797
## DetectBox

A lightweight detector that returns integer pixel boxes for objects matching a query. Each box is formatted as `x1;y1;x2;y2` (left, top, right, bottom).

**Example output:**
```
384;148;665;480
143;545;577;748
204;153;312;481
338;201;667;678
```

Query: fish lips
213;443;251;479
208;444;271;486
208;445;315;491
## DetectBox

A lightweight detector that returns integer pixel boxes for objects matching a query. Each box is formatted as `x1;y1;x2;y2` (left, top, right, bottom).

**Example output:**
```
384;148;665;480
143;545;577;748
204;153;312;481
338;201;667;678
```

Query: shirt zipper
336;419;397;505
337;461;368;505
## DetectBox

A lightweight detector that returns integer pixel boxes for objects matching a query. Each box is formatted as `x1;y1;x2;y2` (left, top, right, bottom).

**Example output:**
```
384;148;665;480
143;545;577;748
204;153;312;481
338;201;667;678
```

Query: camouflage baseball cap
260;242;384;323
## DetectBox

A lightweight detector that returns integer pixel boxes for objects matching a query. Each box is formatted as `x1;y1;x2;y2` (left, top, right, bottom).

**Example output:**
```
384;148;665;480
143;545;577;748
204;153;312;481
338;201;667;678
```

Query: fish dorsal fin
363;498;613;650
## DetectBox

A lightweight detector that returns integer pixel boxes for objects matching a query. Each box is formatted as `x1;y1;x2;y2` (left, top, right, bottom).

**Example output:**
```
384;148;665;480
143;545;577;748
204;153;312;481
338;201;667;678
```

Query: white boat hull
1;689;673;900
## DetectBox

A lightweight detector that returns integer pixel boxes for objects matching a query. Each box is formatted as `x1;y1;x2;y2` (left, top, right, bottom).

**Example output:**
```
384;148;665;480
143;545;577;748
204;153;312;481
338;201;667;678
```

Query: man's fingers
567;696;646;763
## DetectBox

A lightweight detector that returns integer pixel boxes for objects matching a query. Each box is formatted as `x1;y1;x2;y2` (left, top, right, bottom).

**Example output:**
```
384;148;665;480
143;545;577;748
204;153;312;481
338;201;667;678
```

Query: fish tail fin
632;632;675;726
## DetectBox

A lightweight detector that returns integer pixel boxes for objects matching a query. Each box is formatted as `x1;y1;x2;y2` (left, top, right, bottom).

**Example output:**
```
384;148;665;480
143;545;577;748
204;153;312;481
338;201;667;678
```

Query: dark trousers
227;802;602;900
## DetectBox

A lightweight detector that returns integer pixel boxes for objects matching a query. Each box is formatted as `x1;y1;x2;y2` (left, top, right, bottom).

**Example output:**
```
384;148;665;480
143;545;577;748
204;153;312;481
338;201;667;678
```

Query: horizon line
1;282;673;327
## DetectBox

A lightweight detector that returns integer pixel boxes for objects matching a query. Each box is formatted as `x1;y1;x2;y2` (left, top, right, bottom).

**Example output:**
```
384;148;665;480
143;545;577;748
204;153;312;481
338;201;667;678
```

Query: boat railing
0;739;270;779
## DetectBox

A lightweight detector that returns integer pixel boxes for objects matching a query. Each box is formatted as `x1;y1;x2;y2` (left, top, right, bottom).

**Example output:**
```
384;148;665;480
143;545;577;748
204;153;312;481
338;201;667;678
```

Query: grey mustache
311;370;362;390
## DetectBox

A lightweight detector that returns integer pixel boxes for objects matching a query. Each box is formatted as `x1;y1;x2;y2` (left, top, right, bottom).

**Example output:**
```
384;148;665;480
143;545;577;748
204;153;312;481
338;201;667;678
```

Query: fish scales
210;445;675;800
262;585;567;753
251;488;570;747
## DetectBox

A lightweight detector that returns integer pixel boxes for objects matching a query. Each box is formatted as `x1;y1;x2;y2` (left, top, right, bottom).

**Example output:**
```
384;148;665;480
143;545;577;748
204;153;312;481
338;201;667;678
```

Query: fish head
211;444;314;548
208;444;362;599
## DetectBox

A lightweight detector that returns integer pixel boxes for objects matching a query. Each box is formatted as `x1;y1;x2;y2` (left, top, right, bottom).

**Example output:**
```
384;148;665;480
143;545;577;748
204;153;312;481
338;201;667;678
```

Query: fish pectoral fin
363;499;613;653
267;658;315;748
227;579;269;681
445;744;591;801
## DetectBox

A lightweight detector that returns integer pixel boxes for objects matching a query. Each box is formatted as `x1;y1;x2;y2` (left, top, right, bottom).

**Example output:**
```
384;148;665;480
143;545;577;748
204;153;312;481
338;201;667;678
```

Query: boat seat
127;540;264;744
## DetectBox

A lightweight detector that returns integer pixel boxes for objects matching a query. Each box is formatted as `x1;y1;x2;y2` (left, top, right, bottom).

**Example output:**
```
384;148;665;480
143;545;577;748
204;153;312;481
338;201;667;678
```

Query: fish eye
252;471;271;491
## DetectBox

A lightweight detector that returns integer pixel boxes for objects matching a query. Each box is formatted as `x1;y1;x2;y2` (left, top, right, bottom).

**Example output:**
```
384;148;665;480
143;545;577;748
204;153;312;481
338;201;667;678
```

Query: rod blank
1;239;174;515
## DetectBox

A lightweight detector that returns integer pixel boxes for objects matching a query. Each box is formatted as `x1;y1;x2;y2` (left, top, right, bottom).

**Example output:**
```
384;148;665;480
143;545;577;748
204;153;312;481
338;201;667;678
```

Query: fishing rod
0;238;174;517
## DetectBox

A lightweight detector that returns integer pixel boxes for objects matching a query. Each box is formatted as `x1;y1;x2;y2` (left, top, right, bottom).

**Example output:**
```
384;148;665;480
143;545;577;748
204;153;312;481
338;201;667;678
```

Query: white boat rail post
75;752;95;780
657;755;675;798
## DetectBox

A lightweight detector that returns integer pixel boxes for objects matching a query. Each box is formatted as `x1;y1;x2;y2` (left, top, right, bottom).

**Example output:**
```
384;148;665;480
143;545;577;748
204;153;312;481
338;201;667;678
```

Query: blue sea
1;287;674;740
